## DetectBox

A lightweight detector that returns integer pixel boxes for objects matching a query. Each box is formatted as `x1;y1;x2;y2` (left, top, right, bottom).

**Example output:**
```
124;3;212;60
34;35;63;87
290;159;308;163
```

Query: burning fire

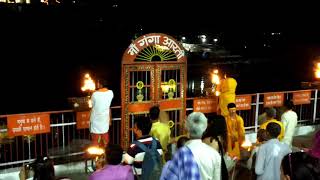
315;63;320;79
81;73;96;92
241;140;253;151
211;69;220;85
211;69;221;96
87;146;105;156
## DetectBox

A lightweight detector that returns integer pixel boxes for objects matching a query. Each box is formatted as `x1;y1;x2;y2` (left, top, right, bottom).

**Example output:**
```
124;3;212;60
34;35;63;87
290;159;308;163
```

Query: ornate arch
122;33;186;64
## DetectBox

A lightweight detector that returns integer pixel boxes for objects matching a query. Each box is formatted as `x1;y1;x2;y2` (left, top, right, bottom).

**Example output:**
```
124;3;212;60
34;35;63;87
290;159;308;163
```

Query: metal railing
0;89;319;170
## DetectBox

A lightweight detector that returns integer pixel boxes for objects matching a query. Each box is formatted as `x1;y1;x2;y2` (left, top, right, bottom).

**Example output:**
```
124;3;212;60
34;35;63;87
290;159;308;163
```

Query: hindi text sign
264;93;284;107
7;113;50;137
126;34;185;60
293;91;311;105
236;95;252;110
76;111;90;129
193;97;218;113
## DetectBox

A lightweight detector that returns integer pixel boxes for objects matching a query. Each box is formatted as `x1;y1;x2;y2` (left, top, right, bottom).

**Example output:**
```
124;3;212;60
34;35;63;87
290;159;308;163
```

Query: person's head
32;156;55;180
133;116;152;137
266;122;281;139
202;116;229;180
281;152;320;180
185;112;207;139
149;105;160;121
159;111;169;124
177;136;189;149
308;130;320;159
257;129;269;143
106;144;124;165
265;107;277;119
284;100;295;111
97;79;109;89
202;115;227;150
227;103;237;116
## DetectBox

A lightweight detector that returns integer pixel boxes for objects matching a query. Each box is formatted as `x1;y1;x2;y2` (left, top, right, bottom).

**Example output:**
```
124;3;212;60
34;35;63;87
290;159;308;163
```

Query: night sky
1;2;320;114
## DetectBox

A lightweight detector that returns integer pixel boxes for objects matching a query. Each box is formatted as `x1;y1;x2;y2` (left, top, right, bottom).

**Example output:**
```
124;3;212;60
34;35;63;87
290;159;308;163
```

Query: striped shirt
124;136;163;175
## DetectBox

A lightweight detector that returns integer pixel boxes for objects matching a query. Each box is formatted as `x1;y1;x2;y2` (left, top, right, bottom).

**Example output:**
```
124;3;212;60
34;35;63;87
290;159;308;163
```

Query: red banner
7;113;50;137
193;97;218;113
264;93;284;107
293;91;311;105
76;111;90;129
236;95;252;110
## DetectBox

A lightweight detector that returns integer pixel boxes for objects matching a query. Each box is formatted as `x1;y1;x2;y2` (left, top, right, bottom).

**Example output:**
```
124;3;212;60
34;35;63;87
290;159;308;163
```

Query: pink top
89;164;134;180
308;130;320;159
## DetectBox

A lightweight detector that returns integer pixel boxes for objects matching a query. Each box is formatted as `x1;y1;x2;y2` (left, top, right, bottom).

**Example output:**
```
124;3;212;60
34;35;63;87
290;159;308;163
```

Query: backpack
134;138;163;180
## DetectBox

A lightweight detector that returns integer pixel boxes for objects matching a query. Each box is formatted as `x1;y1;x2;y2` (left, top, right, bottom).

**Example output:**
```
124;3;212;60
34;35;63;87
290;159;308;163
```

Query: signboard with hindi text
236;95;252;110
293;91;311;105
264;93;284;107
7;113;50;137
193;97;218;113
76;111;90;129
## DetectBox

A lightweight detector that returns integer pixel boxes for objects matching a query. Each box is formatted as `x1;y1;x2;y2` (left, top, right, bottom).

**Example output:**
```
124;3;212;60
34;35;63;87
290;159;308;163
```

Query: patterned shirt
160;146;201;180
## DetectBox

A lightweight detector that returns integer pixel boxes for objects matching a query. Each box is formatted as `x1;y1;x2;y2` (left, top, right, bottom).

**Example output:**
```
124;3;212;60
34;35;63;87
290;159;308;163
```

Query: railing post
28;136;31;160
62;113;65;151
254;93;260;133
313;89;318;124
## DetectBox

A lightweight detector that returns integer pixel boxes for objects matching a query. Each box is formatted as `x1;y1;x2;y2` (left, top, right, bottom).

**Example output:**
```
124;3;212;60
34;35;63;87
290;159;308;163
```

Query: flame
87;146;104;155
316;71;320;79
211;69;220;85
241;140;252;151
215;91;221;96
81;73;96;92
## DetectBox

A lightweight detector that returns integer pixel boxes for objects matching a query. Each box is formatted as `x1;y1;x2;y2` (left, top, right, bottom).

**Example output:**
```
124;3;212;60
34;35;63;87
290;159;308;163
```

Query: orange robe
218;78;237;117
225;114;245;158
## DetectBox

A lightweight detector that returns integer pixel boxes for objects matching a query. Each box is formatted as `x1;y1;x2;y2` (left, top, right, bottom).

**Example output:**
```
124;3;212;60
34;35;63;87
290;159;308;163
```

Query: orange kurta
218;78;237;117
225;114;245;158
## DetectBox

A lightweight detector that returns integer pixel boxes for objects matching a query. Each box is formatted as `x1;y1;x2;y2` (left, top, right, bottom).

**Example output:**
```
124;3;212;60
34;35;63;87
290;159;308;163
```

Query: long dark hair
203;115;228;180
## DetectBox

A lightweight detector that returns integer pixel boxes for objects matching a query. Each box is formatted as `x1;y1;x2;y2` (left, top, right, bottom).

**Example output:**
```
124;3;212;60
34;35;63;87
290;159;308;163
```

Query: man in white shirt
185;112;222;180
255;122;291;180
281;100;298;148
89;81;114;147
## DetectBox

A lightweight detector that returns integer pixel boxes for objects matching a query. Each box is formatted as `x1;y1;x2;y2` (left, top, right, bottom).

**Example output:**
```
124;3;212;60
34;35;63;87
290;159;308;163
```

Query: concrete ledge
245;125;319;147
0;161;90;180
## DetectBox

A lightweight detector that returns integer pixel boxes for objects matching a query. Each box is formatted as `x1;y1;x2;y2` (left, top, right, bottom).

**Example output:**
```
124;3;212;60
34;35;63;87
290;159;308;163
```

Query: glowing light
215;91;220;96
200;77;205;94
88;99;92;108
315;71;320;79
211;69;220;85
182;37;186;40
200;35;207;43
87;146;104;155
81;73;96;92
213;38;218;42
161;84;170;93
241;140;252;151
315;62;320;79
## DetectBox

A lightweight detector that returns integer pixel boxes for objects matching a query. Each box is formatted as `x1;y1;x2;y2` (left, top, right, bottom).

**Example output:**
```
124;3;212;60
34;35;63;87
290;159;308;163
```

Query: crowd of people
87;100;319;180
18;79;320;180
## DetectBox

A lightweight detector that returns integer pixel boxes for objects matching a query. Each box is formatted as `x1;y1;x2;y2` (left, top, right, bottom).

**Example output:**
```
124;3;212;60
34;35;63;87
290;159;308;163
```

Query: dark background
1;1;320;114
